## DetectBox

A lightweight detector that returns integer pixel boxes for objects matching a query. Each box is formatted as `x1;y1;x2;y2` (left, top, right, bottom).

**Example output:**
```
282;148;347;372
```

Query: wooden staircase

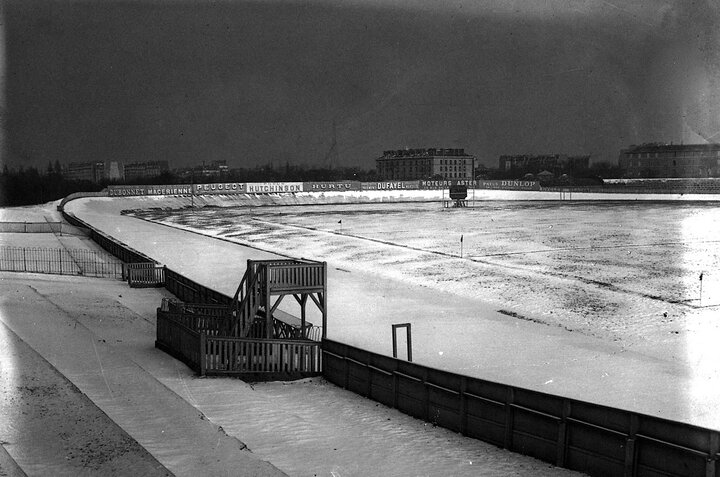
230;259;327;340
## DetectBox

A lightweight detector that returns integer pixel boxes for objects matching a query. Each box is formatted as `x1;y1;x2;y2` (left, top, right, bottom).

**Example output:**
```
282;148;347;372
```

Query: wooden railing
165;300;229;316
229;264;263;337
204;337;321;376
266;262;326;292
155;311;201;370
157;309;321;379
158;309;231;336
126;262;166;287
164;268;231;305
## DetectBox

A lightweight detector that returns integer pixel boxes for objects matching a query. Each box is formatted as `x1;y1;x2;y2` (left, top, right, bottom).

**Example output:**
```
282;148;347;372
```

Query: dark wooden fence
158;305;231;336
322;339;720;477
164;268;233;306
155;308;202;370
61;211;153;264
156;309;321;379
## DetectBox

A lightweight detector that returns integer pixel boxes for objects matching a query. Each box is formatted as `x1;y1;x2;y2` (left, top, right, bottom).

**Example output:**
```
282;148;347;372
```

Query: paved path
0;317;170;477
66;197;719;430
0;274;285;477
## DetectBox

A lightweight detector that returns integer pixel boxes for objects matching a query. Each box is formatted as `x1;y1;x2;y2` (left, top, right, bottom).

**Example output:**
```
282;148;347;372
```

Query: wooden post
300;294;308;339
624;414;639;477
700;272;704;306
392;323;412;362
392;325;398;358
199;333;207;377
556;400;571;467
422;368;429;421
459;376;468;436
322;261;327;340
504;387;515;451
406;324;412;362
265;264;272;339
706;431;719;477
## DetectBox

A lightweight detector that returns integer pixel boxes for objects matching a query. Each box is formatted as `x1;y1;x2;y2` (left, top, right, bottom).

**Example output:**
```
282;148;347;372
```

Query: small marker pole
460;234;464;258
699;272;704;306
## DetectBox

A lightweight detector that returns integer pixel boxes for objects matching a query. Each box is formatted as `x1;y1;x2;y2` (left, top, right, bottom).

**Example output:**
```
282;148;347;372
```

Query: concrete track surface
0;208;582;476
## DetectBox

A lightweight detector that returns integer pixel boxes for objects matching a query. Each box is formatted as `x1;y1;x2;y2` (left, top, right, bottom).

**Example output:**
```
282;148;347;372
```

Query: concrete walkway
0;274;285;477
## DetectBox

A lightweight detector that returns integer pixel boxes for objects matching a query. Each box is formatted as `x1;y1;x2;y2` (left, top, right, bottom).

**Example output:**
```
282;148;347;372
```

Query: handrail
234;267;262;337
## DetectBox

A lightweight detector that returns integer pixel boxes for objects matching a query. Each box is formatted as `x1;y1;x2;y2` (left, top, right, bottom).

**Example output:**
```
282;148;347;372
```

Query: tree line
0;163;104;207
0;162;380;206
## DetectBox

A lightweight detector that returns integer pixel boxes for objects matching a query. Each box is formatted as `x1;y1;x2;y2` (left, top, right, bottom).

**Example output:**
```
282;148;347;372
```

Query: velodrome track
65;194;720;431
0;201;585;476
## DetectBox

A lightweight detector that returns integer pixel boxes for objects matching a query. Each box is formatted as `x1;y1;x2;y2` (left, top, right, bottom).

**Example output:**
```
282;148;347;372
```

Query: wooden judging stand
443;184;468;208
156;259;326;380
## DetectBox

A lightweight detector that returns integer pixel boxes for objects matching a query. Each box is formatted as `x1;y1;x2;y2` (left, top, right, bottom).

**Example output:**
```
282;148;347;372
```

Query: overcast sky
2;0;719;170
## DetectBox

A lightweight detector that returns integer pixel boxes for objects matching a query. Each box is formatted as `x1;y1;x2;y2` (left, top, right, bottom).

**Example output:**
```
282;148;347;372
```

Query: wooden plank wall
322;339;720;477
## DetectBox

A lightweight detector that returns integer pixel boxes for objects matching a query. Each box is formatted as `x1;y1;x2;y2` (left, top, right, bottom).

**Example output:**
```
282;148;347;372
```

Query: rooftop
380;148;471;158
622;143;720;154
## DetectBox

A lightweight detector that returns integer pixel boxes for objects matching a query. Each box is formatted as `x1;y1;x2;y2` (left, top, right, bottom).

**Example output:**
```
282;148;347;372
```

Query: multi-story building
123;160;170;181
376;148;475;180
619;143;720;178
64;161;105;183
499;154;590;175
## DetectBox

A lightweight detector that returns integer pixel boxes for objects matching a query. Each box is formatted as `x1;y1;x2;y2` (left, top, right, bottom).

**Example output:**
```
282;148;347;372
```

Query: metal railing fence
0;246;124;278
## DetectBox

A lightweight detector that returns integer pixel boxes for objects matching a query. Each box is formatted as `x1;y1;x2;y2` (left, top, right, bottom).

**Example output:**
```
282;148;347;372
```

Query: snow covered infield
132;197;720;347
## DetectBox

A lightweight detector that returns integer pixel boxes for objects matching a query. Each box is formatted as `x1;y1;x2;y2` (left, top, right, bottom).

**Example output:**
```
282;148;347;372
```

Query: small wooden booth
443;184;468;208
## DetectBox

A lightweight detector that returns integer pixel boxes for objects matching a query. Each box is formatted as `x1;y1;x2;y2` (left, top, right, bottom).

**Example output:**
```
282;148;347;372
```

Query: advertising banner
418;179;477;189
245;182;303;193
107;185;150;196
194;182;246;194
361;181;419;190
107;184;194;196
148;185;194;195
303;181;362;192
476;180;540;191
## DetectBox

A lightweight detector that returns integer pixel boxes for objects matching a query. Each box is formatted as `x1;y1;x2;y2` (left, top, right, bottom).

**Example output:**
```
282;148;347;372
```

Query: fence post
504;387;515;451
366;354;372;398
422;368;429;422
459;376;467;436
199;333;207;377
706;431;719;477
556;399;571;467
624;414;638;477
